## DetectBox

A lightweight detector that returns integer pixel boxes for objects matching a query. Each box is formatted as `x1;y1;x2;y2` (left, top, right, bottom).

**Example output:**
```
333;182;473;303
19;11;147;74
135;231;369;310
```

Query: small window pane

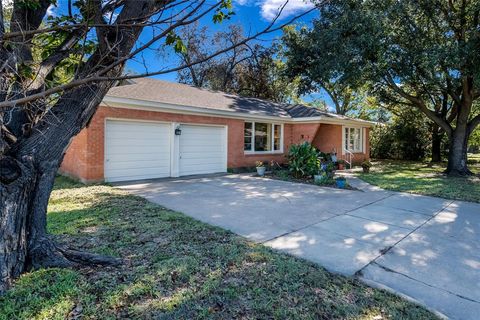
244;122;252;151
354;128;361;151
254;123;272;152
274;125;281;151
349;128;355;151
344;128;349;150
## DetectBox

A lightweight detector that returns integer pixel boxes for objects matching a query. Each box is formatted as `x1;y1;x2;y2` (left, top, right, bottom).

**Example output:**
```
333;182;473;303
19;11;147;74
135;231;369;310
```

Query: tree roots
28;236;122;270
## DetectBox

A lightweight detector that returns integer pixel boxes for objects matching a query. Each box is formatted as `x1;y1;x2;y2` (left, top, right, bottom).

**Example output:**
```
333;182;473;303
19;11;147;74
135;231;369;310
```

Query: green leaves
287;142;320;178
213;0;235;24
165;31;187;54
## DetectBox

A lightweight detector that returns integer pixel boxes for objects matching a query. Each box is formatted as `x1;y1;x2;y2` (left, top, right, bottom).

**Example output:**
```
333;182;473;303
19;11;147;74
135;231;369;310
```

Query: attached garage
104;120;172;182
104;120;227;182
178;124;227;176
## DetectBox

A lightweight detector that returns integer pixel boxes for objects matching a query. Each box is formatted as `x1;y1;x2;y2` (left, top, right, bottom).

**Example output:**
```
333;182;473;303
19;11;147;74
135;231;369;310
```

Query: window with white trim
344;127;363;152
244;122;283;153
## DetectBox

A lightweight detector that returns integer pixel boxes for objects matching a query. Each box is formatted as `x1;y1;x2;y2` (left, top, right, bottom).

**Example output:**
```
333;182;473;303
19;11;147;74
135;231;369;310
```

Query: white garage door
105;120;171;182
179;125;227;176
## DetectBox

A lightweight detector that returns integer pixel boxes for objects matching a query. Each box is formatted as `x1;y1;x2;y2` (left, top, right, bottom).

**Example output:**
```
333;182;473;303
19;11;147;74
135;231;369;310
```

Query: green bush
287;142;320;178
370;111;430;161
314;172;334;185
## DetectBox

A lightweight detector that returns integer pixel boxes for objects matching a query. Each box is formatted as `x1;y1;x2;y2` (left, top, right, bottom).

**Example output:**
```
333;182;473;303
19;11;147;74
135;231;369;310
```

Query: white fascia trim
102;95;291;122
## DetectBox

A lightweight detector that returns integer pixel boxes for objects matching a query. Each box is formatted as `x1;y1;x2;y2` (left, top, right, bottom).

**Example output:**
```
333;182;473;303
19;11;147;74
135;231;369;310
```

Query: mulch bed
257;170;359;191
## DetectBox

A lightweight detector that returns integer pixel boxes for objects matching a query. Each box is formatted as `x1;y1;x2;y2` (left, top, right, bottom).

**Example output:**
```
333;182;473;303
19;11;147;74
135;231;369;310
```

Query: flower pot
256;166;266;176
338;163;344;170
335;179;346;189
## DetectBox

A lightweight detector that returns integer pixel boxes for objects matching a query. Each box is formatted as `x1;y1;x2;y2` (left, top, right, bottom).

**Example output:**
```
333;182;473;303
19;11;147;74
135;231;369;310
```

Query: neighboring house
60;78;374;183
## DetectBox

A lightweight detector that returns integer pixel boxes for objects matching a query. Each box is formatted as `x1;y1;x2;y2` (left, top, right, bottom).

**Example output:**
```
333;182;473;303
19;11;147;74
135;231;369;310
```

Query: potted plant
361;160;372;173
335;176;346;189
337;159;346;170
256;161;266;176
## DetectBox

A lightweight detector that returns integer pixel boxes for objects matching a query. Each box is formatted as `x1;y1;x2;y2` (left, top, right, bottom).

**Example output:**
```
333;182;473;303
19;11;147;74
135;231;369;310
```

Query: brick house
60;78;373;183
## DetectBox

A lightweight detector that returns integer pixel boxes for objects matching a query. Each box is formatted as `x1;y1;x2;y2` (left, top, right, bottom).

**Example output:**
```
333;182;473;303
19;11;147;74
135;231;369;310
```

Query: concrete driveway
117;174;480;319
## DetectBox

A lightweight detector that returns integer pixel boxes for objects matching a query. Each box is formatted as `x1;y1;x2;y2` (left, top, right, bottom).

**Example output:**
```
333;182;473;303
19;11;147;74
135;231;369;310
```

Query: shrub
370;111;430;161
314;172;334;185
287;142;320;178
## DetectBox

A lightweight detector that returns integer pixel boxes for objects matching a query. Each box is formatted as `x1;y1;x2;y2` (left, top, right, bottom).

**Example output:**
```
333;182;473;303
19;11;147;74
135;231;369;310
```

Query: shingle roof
106;78;368;123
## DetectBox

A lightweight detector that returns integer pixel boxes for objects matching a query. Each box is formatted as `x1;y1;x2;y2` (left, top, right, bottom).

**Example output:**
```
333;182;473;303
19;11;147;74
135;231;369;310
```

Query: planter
335;179;346;189
338;163;344;170
362;166;370;173
256;166;266;176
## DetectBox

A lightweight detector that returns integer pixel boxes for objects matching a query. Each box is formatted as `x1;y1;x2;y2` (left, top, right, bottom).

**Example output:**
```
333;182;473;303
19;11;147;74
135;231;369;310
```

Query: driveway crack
368;262;480;304
356;200;457;280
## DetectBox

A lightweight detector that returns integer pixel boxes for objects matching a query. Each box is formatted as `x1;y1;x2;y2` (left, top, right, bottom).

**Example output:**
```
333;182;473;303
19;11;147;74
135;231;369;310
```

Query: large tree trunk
0;158;35;292
446;128;471;176
431;124;443;162
0;85;123;292
445;95;473;176
0;161;121;292
0;0;158;292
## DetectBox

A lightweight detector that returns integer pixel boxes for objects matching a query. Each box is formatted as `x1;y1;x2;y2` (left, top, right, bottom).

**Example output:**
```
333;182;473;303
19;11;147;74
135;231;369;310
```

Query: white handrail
344;149;354;169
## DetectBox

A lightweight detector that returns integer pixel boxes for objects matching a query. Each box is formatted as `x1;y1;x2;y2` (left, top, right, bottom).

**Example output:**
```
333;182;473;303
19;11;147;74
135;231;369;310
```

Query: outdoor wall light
175;127;182;135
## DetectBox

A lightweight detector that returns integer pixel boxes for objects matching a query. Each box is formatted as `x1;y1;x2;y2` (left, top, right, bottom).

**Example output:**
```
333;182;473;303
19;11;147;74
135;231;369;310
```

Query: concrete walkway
117;174;480;319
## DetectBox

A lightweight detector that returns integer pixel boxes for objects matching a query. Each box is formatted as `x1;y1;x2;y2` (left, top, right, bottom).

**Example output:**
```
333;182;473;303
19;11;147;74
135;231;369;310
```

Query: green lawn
358;155;480;203
0;177;437;319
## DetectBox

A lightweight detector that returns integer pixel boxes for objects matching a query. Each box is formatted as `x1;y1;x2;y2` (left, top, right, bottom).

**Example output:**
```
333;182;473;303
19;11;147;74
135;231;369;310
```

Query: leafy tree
176;24;299;103
370;110;431;161
286;0;480;175
0;0;311;292
282;26;368;115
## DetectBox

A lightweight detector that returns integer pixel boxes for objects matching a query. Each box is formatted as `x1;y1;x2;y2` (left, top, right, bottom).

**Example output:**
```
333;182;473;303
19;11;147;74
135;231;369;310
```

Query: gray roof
106;78;367;123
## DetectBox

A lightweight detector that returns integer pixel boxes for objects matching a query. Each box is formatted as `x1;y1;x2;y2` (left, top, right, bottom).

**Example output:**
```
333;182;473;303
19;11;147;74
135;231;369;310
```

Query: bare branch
0;1;317;110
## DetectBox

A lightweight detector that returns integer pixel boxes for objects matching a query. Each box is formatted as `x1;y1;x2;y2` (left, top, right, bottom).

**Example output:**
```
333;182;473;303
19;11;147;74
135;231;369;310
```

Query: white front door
178;124;227;176
104;120;171;182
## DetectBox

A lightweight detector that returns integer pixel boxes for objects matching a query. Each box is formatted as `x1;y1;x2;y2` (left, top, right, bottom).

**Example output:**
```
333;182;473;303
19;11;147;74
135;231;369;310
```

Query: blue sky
47;1;329;107
127;0;317;81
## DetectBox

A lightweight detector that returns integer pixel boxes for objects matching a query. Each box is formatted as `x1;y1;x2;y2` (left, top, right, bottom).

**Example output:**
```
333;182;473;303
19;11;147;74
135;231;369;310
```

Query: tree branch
384;73;453;135
468;113;480;135
0;1;317;110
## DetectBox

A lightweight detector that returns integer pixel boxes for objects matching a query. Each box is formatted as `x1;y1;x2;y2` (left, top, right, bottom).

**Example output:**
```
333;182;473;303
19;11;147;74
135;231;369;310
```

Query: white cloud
46;4;57;17
259;0;314;21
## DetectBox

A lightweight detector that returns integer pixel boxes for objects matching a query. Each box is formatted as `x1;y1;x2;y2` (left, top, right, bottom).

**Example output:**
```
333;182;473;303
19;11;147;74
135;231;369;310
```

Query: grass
358;154;480;203
0;176;438;319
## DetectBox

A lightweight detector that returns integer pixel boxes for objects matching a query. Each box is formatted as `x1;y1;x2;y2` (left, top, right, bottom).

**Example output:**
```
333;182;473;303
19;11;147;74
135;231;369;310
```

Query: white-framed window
244;121;283;153
344;127;364;153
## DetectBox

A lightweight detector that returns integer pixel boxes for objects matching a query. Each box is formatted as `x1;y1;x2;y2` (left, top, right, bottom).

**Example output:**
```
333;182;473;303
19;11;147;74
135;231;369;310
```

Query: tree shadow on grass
2;182;438;319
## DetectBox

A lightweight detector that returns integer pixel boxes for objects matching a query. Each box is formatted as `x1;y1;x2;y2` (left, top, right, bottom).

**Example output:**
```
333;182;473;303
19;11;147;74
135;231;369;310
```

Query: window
244;122;282;153
344;127;363;152
244;122;252;151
